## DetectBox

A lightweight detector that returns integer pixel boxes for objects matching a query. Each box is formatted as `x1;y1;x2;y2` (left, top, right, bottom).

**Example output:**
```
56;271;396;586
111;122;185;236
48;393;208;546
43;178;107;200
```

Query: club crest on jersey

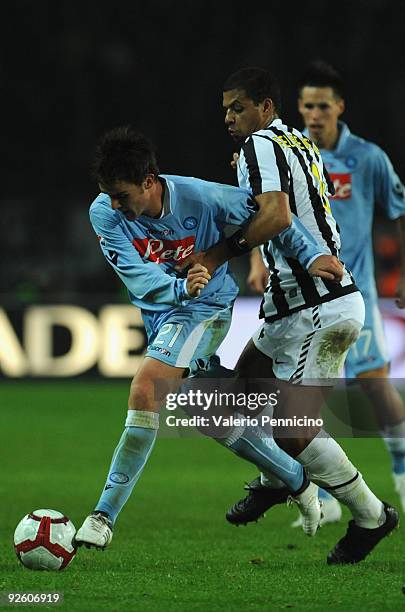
345;156;357;169
133;236;195;263
182;216;197;229
329;173;352;200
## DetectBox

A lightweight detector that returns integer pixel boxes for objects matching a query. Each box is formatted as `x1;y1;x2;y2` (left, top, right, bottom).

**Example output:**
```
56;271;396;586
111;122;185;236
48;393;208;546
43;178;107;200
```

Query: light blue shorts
344;297;389;377
142;299;233;374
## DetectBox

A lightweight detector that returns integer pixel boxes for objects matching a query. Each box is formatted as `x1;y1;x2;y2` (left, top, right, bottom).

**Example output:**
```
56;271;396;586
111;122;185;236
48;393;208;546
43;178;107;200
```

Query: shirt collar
334;121;351;153
266;117;283;129
303;120;351;154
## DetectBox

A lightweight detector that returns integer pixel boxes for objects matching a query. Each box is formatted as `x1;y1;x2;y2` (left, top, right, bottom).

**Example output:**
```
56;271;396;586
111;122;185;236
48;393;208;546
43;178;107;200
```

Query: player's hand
176;251;217;275
248;252;269;293
308;255;344;282
231;152;239;170
186;264;211;298
395;274;405;308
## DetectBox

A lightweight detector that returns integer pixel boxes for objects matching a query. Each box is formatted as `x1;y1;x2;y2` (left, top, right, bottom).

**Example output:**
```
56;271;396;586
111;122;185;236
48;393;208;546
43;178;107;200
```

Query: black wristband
225;229;252;256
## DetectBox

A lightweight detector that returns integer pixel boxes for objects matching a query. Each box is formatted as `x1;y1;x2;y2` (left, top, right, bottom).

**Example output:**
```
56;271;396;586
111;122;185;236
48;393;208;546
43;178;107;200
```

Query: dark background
1;0;403;305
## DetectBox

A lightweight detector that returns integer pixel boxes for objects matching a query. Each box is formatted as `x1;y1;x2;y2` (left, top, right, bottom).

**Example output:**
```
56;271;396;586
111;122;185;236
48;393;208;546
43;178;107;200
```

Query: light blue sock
383;420;405;474
95;410;159;524
218;421;304;493
318;487;334;501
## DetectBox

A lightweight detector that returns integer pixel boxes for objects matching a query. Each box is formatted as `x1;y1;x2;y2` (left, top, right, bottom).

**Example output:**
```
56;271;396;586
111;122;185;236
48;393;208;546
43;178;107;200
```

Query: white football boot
288;481;322;536
393;473;405;512
291;495;342;528
74;512;113;550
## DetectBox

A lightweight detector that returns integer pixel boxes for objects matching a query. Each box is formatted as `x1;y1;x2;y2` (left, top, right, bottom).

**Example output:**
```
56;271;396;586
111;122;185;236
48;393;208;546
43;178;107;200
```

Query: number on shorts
154;323;184;347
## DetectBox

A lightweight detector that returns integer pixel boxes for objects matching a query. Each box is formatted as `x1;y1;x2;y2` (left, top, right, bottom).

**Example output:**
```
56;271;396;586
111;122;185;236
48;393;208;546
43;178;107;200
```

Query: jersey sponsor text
133;236;195;263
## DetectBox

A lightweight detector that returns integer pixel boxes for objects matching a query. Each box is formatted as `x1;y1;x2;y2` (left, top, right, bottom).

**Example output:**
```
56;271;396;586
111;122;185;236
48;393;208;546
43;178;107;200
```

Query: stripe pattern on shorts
290;306;322;385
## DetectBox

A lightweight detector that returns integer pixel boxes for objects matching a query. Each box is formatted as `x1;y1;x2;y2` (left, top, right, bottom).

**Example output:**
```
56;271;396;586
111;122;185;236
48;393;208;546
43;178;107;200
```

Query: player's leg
227;294;399;561
345;300;405;510
226;308;336;526
187;317;310;504
219;338;321;535
357;367;405;511
75;299;234;549
297;303;405;525
75;303;220;549
295;428;399;564
275;296;398;561
162;302;321;534
190;325;321;534
74;356;186;549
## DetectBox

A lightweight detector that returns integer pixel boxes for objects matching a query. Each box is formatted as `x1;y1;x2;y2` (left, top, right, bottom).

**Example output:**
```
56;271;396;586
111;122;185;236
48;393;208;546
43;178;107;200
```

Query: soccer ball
14;509;77;571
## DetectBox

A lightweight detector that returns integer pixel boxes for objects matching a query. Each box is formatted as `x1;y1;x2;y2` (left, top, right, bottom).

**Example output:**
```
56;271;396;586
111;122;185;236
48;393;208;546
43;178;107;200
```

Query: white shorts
252;292;365;385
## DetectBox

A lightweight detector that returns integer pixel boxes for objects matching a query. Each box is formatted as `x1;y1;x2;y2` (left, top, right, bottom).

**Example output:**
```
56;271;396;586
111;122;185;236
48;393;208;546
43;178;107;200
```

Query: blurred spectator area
374;212;402;298
1;0;404;306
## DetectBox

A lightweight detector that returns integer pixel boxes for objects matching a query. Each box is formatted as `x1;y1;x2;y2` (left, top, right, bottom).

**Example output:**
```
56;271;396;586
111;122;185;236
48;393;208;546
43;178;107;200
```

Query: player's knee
235;339;274;378
128;378;155;411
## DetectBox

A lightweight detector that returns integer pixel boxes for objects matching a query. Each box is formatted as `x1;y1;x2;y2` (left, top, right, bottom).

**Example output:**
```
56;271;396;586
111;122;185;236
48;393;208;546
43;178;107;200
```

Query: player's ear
337;98;345;117
143;174;156;190
262;97;274;115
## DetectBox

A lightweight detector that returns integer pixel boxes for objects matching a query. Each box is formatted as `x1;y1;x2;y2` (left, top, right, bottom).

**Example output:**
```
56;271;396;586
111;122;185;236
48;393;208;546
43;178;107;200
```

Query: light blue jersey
90;175;257;313
90;174;326;313
90;174;326;369
313;122;405;300
312;122;405;375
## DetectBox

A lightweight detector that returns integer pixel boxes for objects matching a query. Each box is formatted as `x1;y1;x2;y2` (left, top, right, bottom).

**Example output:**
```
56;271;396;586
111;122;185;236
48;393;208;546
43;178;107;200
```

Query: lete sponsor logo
329;173;352;200
133;236;195;262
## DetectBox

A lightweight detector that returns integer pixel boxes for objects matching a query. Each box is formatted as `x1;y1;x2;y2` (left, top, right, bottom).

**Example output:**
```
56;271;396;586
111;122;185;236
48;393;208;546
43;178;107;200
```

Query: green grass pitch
0;381;404;611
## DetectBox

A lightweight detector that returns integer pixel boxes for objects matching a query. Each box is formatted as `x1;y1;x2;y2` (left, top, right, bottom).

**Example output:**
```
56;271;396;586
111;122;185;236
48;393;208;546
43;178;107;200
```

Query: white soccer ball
14;509;77;571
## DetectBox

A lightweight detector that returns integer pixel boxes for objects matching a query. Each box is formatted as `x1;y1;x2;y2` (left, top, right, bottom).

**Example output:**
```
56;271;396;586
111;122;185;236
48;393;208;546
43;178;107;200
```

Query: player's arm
372;146;405;308
177;138;341;280
396;216;405;308
235;138;337;276
177;189;340;280
229;159;335;293
90;204;209;304
248;247;269;293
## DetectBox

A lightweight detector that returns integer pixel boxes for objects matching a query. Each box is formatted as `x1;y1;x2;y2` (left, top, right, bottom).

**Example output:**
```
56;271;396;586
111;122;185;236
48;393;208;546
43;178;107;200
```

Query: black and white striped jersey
237;118;358;322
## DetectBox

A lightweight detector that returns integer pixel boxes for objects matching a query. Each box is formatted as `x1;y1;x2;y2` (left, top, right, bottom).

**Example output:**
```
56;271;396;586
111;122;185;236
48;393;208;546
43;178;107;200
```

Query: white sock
296;431;385;529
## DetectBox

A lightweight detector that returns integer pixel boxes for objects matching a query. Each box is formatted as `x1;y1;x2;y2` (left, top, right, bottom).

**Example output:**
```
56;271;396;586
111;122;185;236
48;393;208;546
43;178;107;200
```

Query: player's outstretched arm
248;247;269;293
177;191;343;283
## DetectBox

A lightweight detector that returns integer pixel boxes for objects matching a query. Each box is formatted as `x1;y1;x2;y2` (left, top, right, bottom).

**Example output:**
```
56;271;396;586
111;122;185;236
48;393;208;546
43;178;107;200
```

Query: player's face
223;89;273;140
298;86;344;148
100;177;154;221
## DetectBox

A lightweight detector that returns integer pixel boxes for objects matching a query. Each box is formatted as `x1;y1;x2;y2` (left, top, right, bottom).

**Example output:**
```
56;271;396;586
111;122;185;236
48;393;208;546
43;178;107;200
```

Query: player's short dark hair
298;60;344;99
223;67;281;113
92;126;160;186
